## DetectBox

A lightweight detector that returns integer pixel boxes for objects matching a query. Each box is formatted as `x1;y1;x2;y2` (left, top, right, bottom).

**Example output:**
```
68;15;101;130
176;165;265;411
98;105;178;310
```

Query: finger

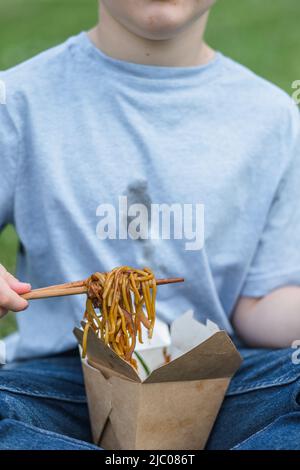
0;290;29;312
0;278;29;312
3;271;31;295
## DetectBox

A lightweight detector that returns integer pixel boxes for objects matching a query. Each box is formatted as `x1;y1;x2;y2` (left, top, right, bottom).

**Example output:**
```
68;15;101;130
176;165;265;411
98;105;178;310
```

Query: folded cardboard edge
82;359;142;449
144;331;243;384
73;327;141;382
74;327;242;385
81;359;113;445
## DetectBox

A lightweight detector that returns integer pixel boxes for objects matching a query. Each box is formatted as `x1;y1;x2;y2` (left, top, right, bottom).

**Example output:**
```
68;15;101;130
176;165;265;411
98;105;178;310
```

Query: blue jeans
0;346;300;450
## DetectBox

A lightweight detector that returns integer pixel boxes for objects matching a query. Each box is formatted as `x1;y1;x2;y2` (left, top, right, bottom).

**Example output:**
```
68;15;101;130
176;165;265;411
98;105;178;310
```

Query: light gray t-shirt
1;32;300;361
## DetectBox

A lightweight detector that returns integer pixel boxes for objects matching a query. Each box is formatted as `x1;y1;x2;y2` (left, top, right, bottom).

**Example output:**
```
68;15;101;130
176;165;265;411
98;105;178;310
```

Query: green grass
0;0;299;337
207;0;300;93
0;226;18;338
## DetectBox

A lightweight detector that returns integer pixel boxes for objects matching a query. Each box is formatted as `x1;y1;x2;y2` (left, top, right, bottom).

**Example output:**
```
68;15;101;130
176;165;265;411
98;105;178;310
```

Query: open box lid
144;330;242;383
74;327;141;382
74;311;242;384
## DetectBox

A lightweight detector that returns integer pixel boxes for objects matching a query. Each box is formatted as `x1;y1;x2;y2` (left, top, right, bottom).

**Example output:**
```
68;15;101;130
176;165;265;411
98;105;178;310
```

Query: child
0;0;299;449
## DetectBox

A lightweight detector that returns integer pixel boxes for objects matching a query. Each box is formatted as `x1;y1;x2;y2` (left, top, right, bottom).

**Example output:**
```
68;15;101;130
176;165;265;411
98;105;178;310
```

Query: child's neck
89;6;215;68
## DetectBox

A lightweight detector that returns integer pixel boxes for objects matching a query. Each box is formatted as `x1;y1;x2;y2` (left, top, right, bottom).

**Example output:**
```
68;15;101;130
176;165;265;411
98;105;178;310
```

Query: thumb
4;271;31;295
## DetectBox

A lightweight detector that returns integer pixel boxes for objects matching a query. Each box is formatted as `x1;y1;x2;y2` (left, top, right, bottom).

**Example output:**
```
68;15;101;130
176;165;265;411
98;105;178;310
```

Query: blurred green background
0;0;299;338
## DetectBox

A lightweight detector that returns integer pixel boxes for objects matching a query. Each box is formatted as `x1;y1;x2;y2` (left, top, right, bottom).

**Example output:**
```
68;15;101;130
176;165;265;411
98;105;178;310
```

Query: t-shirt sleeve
0;96;19;230
241;103;300;297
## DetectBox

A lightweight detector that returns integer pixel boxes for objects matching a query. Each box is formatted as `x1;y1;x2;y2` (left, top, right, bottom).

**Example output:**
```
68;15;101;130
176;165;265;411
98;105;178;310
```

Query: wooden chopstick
31;279;86;292
21;277;184;301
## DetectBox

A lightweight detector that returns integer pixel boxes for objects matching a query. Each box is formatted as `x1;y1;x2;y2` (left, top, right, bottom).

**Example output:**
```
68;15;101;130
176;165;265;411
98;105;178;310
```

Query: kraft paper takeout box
74;311;242;450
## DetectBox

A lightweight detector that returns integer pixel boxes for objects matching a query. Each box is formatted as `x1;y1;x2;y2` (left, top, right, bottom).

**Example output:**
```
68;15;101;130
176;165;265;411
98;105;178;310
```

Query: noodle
82;266;156;369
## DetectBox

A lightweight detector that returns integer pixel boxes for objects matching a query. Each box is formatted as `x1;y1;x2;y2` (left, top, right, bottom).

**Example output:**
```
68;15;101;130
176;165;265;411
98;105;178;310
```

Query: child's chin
136;8;191;40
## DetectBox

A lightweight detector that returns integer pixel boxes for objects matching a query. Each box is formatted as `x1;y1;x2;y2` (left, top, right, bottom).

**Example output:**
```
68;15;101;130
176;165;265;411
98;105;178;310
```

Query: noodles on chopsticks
81;266;157;369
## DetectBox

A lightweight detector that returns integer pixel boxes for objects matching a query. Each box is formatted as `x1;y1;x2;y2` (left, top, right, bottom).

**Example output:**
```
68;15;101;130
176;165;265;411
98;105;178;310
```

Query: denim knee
228;347;300;395
0;390;34;423
292;377;300;409
207;372;300;450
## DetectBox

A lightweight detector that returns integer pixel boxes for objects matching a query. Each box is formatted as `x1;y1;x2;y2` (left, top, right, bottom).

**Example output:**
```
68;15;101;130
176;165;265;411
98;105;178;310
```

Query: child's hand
0;264;31;318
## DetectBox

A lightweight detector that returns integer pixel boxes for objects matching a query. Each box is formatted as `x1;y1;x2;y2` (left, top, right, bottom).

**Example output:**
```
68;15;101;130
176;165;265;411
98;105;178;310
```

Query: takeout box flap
81;359;112;445
73;327;141;383
144;330;242;384
74;325;242;385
